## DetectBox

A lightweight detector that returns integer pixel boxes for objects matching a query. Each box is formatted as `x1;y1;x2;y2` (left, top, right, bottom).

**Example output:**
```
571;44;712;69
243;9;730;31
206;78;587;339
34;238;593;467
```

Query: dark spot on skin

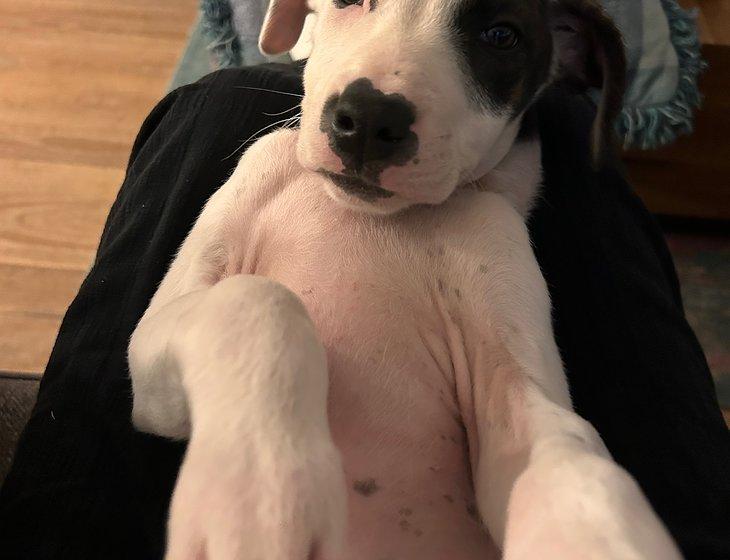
437;279;446;294
394;70;401;76
454;288;462;300
414;529;424;537
478;264;489;274
413;157;420;164
354;478;379;496
398;519;411;531
443;494;454;503
429;466;439;473
449;435;460;444
466;502;480;522
440;435;447;441
302;288;314;296
398;507;413;516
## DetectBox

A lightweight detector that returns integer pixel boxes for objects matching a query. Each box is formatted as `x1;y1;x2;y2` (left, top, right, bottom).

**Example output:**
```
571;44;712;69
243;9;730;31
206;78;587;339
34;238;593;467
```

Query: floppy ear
548;0;627;165
259;0;311;56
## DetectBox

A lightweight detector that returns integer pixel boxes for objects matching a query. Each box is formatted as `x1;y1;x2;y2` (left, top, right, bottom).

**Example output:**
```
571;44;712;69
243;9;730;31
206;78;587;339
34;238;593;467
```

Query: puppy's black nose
322;78;417;172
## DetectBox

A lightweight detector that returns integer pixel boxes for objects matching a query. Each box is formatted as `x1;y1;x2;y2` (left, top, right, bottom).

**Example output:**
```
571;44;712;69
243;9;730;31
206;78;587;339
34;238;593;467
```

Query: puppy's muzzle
320;78;418;177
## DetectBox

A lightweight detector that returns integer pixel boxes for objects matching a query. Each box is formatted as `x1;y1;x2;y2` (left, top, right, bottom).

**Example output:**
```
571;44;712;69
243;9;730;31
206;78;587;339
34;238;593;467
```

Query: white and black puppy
128;1;683;559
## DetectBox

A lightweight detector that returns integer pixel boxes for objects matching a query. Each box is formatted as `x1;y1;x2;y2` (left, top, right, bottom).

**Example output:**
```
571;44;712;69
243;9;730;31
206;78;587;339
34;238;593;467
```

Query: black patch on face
334;0;376;9
452;0;553;116
333;0;364;8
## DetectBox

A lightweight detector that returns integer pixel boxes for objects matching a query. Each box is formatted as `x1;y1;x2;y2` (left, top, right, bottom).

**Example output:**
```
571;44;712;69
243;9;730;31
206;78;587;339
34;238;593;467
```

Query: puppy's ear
259;0;311;56
548;0;627;165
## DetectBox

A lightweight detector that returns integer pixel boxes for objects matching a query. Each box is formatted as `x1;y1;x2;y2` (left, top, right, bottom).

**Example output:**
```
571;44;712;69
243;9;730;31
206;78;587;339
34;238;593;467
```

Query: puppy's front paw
504;453;682;560
164;432;346;560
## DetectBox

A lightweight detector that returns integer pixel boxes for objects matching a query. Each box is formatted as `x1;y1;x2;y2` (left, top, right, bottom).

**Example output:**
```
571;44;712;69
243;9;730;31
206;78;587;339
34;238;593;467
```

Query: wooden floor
0;0;199;376
690;0;730;45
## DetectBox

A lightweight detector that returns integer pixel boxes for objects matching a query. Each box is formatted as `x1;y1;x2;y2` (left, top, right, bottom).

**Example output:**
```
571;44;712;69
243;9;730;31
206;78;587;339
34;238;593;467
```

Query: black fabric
0;64;727;560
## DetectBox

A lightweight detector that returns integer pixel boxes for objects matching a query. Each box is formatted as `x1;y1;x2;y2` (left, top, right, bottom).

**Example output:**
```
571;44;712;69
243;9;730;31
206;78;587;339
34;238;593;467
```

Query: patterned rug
668;233;729;408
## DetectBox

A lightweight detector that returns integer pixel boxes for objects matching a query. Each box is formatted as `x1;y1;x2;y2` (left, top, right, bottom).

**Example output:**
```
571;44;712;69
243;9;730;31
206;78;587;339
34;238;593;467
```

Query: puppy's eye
334;0;363;7
480;25;519;49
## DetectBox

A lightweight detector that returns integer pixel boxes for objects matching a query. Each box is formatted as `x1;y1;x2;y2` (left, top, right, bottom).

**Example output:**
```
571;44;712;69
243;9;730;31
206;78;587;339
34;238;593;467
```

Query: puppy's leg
127;128;297;440
130;276;346;560
131;277;346;560
460;201;681;559
128;131;345;559
158;275;345;560
128;290;201;438
472;344;681;560
127;155;236;440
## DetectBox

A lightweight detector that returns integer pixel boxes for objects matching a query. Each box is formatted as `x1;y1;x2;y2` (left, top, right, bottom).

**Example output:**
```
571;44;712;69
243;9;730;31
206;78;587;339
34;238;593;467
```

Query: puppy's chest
236;185;473;427
253;205;444;362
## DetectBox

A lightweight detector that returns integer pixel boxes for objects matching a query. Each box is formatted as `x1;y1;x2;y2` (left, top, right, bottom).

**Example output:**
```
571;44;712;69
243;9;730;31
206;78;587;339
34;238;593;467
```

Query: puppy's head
261;0;626;214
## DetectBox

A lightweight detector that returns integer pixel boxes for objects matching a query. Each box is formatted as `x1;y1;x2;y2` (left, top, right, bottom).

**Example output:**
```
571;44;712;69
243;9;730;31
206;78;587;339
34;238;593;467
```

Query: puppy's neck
472;137;543;217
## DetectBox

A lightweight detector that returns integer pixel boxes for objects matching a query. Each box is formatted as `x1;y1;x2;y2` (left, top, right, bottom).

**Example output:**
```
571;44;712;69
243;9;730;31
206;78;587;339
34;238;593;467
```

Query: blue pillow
601;0;705;149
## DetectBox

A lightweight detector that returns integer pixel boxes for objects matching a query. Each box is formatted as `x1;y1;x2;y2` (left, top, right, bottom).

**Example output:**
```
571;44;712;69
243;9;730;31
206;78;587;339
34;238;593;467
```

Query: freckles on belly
322;353;498;559
264;268;497;555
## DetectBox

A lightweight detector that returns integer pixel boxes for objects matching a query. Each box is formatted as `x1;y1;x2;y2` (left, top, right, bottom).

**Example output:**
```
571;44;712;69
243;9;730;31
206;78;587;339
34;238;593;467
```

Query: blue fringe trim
200;0;241;68
617;0;706;150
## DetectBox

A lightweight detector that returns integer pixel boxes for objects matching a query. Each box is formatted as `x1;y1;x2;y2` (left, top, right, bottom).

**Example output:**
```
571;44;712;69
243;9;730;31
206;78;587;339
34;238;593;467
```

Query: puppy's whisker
222;115;302;161
263;105;302;117
234;86;304;98
281;111;303;130
286;113;303;129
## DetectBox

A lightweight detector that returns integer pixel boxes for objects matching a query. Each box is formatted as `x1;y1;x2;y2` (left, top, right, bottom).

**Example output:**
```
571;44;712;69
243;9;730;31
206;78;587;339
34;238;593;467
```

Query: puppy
128;1;683;558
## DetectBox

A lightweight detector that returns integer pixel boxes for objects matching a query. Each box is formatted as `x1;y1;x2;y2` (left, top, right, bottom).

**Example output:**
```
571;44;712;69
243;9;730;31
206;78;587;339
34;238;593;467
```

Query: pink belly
319;317;497;559
255;202;498;558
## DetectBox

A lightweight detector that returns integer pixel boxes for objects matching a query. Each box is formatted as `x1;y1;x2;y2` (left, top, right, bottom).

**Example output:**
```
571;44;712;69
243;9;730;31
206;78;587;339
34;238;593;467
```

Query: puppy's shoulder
234;128;302;185
216;129;305;212
438;189;530;251
427;190;540;311
481;138;543;217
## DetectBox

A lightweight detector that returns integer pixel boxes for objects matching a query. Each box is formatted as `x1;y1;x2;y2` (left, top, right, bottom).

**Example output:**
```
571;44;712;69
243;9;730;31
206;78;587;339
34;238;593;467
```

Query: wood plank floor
692;0;730;45
0;0;199;376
